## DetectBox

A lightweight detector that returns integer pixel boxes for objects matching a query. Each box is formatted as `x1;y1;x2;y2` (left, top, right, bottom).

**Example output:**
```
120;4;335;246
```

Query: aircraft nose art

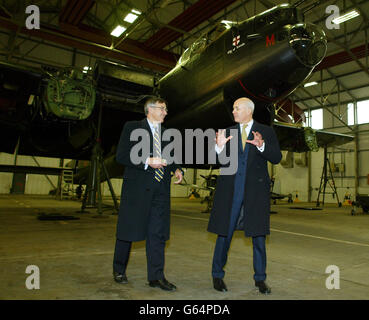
289;23;327;67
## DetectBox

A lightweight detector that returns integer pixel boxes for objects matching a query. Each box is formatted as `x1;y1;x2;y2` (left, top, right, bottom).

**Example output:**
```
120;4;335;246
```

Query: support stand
78;102;119;217
316;147;341;207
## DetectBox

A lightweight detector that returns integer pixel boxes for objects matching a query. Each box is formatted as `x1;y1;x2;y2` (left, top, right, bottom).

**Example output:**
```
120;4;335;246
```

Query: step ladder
61;170;74;200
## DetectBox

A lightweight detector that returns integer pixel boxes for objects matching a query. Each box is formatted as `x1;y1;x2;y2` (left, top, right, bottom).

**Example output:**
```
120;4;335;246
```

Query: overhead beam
60;0;95;26
258;0;276;9
314;43;368;71
294;83;368;103
301;87;354;131
144;0;238;49
328;38;369;78
325;68;357;101
311;69;363;83
0;16;177;72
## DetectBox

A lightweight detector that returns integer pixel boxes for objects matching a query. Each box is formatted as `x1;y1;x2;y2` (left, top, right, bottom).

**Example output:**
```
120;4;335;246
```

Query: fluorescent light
124;13;138;23
332;10;360;24
111;25;126;37
221;20;236;29
304;81;318;87
131;9;141;15
83;66;92;73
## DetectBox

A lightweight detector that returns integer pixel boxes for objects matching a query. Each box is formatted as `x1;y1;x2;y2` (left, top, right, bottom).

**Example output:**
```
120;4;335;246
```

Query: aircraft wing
273;122;354;152
314;129;354;148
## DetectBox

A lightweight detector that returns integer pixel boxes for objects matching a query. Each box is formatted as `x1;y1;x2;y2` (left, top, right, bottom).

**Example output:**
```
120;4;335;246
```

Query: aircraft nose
289;23;327;67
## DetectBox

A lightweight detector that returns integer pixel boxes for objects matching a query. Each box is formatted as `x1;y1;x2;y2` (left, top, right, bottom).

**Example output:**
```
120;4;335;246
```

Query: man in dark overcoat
113;96;183;291
208;97;282;294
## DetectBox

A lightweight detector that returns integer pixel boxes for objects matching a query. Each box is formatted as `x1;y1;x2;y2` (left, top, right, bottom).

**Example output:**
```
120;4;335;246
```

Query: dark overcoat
115;118;181;242
207;120;282;237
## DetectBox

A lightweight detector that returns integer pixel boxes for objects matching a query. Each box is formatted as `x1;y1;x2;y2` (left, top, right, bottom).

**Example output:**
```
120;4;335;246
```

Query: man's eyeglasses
150;106;168;112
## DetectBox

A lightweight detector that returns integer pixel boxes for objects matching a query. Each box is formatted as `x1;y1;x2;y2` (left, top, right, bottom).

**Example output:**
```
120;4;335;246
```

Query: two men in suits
208;97;282;294
113;96;183;291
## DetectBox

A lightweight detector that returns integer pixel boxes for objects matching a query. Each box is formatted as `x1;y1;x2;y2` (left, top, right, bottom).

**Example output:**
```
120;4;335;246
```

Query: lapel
246;120;258;165
227;124;241;154
238;124;243;154
142;118;154;155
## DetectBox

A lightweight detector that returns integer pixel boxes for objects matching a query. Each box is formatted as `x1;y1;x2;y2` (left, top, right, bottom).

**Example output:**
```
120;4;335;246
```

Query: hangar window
347;103;354;125
357;99;369;124
311;108;323;130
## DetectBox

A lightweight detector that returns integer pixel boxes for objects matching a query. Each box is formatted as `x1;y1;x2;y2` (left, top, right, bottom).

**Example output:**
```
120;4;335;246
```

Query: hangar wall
324;103;369;199
0;153;60;195
274;102;369;204
0;151;192;198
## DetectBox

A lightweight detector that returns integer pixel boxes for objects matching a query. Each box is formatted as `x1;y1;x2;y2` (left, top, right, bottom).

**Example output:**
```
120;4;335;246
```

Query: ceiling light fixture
332;10;360;24
83;66;92;73
304;81;318;87
221;20;237;29
124;13;138;23
111;25;126;37
131;9;141;15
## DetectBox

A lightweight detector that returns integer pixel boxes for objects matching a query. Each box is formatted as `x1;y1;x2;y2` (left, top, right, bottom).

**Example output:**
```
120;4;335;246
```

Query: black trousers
113;180;168;281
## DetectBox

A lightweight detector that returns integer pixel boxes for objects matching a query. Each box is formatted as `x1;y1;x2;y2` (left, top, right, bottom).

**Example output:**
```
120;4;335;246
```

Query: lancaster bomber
0;4;354;178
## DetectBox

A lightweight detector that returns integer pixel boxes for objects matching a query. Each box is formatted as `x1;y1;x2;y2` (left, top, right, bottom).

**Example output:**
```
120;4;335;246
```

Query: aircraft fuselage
159;4;326;129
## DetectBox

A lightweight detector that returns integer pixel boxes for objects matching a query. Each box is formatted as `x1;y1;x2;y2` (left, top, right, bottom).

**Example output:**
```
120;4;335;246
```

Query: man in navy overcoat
113;96;183;291
208;97;282;294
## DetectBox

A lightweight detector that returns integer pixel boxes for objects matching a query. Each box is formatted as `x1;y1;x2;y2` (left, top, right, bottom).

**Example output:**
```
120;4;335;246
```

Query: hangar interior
0;0;369;300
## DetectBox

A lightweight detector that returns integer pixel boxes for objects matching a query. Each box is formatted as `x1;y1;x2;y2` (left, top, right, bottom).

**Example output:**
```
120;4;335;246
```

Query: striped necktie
153;126;164;182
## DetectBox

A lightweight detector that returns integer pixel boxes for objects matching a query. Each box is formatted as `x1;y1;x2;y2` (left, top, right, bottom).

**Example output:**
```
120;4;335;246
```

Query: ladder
61;170;74;200
316;147;341;207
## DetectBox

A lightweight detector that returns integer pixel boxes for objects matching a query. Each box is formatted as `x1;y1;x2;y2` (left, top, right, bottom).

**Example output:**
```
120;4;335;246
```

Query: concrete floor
1;194;369;300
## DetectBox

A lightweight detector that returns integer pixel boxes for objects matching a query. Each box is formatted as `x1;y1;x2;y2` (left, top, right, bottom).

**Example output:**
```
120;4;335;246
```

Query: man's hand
148;157;167;169
173;168;183;184
215;129;233;148
246;131;264;148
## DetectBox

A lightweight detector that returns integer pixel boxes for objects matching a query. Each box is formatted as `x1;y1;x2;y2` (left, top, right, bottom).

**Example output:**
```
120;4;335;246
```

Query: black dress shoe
213;277;228;292
149;278;176;291
113;272;128;284
255;281;271;294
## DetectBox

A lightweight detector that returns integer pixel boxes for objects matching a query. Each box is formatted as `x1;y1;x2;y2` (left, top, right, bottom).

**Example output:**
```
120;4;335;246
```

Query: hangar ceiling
0;0;368;121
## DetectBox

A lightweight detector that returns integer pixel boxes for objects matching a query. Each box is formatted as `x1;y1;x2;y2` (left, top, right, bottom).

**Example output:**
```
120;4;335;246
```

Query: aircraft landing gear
78;102;119;217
